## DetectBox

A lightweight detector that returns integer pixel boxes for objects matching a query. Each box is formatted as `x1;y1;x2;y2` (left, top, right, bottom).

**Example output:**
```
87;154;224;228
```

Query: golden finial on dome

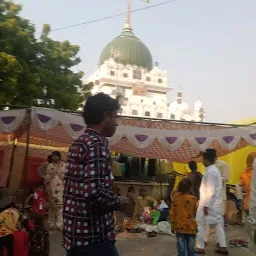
124;0;132;30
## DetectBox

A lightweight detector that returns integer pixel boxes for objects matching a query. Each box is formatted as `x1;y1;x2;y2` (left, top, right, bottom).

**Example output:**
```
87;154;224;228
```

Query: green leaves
0;0;84;110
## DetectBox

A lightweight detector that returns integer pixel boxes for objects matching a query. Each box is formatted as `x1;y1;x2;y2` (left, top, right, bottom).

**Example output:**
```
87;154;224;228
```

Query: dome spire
124;0;132;31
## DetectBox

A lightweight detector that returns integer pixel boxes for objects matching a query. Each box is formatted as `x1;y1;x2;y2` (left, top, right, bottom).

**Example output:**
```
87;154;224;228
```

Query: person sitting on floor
124;187;136;219
158;198;170;222
133;188;157;220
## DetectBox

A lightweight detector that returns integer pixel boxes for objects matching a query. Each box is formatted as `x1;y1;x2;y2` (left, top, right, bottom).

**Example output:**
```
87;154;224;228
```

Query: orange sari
239;167;253;211
240;152;256;211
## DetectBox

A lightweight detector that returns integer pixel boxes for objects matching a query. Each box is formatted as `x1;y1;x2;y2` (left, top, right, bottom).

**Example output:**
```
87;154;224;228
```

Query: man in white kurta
204;159;230;244
196;149;228;254
246;159;256;255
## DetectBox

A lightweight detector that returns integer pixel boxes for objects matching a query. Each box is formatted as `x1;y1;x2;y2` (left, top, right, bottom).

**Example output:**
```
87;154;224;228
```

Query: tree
0;52;22;104
0;0;85;110
35;24;84;110
82;82;94;100
0;0;41;106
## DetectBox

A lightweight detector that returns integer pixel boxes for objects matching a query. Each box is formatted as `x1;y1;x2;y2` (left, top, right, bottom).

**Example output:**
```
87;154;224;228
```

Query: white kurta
196;165;223;224
246;159;256;255
215;159;230;201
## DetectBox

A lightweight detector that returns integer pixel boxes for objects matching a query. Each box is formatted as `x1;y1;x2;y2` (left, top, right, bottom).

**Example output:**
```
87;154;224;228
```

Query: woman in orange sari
239;152;256;215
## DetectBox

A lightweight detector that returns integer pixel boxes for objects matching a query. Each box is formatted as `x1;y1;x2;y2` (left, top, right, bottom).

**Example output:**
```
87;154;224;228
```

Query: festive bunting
0;107;255;161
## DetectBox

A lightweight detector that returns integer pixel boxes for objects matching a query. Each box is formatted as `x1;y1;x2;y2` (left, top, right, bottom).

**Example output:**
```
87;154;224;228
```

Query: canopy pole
159;160;163;199
6;140;17;188
22;108;32;213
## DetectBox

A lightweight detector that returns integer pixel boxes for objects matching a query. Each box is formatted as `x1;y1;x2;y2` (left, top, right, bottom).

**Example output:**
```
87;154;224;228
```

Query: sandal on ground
147;231;157;238
195;248;205;254
215;249;229;255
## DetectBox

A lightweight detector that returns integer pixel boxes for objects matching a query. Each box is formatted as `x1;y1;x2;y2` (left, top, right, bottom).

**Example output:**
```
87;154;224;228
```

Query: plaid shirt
63;128;119;250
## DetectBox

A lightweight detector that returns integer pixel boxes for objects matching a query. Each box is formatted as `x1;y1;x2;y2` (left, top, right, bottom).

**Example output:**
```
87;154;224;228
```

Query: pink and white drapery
0;109;26;134
0;107;255;155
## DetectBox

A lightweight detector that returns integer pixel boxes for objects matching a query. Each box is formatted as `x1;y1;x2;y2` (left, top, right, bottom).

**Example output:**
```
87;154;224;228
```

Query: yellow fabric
169;193;197;234
172;146;256;186
0;208;19;238
112;161;122;176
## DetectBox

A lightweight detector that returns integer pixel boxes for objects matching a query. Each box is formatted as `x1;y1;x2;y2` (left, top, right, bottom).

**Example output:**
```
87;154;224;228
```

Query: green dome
99;27;153;71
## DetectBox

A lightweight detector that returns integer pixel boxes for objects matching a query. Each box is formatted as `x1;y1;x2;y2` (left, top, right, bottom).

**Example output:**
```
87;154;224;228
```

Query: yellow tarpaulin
172;117;256;186
173;146;256;185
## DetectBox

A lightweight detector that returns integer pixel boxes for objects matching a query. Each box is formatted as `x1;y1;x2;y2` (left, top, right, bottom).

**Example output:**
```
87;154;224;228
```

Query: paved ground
50;225;249;256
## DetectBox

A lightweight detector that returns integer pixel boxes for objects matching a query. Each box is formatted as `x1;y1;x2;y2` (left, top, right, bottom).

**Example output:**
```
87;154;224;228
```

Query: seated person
158;198;170;222
133;188;157;219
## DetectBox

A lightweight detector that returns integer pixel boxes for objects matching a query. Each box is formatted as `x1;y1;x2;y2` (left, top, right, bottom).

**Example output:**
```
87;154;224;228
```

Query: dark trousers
67;241;119;256
176;233;195;256
158;208;169;222
0;234;14;256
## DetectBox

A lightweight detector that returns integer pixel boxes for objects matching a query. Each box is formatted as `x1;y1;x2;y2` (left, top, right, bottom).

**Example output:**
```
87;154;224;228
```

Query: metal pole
21;109;31;213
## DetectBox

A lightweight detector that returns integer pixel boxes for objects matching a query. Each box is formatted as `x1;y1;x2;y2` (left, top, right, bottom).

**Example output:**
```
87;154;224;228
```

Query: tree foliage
82;82;94;100
0;0;84;110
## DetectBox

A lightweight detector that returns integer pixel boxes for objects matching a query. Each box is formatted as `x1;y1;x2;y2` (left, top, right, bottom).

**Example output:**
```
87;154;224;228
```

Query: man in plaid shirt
63;93;127;256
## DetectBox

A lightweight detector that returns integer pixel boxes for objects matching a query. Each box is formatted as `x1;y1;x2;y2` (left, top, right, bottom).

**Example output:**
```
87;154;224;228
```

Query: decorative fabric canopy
0;107;255;162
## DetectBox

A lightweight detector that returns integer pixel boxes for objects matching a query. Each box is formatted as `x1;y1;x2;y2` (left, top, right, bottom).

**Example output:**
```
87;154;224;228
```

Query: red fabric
0;150;4;185
0;150;4;168
13;230;29;256
32;190;47;215
20;156;45;188
28;220;35;231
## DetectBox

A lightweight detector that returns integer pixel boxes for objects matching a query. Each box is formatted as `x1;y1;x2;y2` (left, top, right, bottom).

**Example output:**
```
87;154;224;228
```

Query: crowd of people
0;149;65;255
0;92;256;256
0;188;49;256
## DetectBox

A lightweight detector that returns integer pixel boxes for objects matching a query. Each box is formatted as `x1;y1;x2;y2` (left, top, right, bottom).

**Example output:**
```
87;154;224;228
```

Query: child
169;178;197;256
29;212;49;256
32;183;47;216
13;215;29;256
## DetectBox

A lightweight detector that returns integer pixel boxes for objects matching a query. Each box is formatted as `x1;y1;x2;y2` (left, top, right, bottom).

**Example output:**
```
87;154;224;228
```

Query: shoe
147;231;157;238
215;248;229;255
195;248;205;254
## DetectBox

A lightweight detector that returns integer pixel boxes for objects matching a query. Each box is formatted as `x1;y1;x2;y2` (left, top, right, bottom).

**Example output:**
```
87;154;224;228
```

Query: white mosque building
87;1;205;122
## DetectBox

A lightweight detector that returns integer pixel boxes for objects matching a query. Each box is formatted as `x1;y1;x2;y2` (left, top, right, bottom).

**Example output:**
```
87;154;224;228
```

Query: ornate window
158;78;163;83
133;70;142;80
110;71;115;76
123;73;128;78
146;77;151;82
145;111;151;117
170;114;175;119
157;113;163;118
132;110;138;115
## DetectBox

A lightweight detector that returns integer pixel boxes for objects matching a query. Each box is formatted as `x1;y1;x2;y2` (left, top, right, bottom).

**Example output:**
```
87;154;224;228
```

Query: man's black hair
83;93;120;125
203;149;217;164
188;161;197;172
128;186;135;193
178;178;192;194
47;155;52;163
52;151;61;159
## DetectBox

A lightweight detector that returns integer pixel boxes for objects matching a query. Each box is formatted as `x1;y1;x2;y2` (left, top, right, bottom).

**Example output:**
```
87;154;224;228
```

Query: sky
16;0;256;123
